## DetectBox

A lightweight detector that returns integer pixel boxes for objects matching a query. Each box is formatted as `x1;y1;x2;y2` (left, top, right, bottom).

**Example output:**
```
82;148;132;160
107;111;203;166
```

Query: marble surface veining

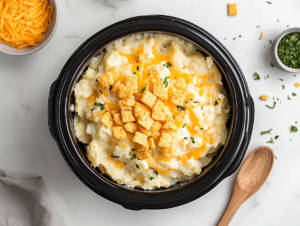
0;0;299;225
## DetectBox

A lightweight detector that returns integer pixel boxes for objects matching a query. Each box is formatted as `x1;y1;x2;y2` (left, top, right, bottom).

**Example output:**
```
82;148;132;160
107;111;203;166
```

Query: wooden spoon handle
218;185;249;226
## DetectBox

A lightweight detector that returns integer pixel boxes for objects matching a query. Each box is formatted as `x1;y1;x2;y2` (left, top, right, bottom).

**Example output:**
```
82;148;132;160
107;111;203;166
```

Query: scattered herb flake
292;92;297;96
275;135;279;139
150;177;154;180
288;96;291;100
91;108;95;111
271;62;275;67
111;155;119;158
257;26;260;28
78;119;80;123
193;101;198;104
224;38;227;40
140;87;146;93
182;123;186;128
291;125;298;132
279;78;284;81
163;77;170;87
267;138;274;144
130;154;136;160
133;72;136;75
287;25;289;27
99;90;103;94
266;101;276;109
261;129;272;135
200;128;203;130
177;106;185;111
163;62;172;68
214;100;219;105
190;137;195;144
254;72;261;80
239;35;242;38
283;85;285;89
277;19;279;22
233;38;236;40
266;1;272;4
132;148;135;152
153;169;159;175
136;164;140;169
184;137;188;140
267;75;269;78
275;155;277;159
269;40;272;44
137;66;139;71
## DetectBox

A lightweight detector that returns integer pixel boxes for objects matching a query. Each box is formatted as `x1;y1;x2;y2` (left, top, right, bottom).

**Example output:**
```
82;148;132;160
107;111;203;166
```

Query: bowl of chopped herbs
272;28;300;72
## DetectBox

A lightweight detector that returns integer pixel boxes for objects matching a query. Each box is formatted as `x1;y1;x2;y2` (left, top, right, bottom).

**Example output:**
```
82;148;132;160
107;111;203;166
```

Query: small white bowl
0;0;59;56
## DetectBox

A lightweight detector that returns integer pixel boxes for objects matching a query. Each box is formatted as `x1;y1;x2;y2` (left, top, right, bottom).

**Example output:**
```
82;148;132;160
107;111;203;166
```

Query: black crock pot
48;15;254;210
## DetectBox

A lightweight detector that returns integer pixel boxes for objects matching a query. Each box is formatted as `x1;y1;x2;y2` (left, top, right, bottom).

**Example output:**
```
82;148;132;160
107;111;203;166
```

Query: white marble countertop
1;0;299;225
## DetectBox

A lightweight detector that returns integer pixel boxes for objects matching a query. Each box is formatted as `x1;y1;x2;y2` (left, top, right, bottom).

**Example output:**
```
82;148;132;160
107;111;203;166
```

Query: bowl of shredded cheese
0;0;58;55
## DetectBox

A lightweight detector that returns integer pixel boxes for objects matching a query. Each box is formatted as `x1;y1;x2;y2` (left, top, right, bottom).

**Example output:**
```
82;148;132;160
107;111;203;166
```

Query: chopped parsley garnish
190;137;195;144
214;100;219;105
269;40;272;44
96;78;99;82
233;38;236;40
277;33;300;68
291;125;298;132
200;128;203;130
267;75;269;78
137;66;139;71
182;123;186;128
266;101;276;109
153;169;159;175
239;35;242;38
133;72;136;75
275;155;277;159
193;101;198;104
95;102;106;110
136;164;140;169
288;96;291;100
177;106;185;111
266;1;272;4
279;78;284;81
111;155;119;158
150;177;154;180
261;129;272;135
140;87;146;93
176;181;180;184
163;77;170;87
224;38;227;40
267;138;274;144
78;119;80;123
132;148;135;152
190;98;193;100
287;25;289;27
254;72;261;80
91;108;95;111
163;62;172;68
275;135;279;139
277;19;279;22
130;154;137;160
292;92;297;96
99;90;103;94
184;137;188;140
283;85;285;89
271;62;275;67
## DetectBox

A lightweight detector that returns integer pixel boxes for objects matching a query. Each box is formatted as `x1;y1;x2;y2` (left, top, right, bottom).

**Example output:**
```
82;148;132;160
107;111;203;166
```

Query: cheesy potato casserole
73;34;230;189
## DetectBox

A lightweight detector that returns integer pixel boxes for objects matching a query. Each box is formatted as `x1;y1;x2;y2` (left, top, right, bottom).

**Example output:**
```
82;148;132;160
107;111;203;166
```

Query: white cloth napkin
0;170;66;226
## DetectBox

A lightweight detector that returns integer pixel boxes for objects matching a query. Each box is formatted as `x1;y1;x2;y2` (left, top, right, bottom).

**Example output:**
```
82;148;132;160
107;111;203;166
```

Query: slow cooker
48;15;254;210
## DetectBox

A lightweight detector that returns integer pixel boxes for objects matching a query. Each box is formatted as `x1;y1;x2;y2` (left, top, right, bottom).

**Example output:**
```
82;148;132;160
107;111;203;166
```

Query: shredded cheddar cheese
0;0;53;49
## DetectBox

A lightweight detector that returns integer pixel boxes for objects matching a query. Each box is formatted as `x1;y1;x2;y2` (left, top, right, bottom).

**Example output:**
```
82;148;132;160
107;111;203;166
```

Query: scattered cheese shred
0;0;53;49
260;95;268;101
295;82;299;88
261;32;264;38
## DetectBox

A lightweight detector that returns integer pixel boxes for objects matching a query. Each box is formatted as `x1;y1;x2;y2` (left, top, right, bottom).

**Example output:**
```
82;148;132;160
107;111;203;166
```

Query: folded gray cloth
0;170;66;226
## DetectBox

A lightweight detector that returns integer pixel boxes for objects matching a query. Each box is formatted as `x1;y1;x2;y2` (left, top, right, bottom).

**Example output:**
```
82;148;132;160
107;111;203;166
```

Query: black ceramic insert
48;15;254;210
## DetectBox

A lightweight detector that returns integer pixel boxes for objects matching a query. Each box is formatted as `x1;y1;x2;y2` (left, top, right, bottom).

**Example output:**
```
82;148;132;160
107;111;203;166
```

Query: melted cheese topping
73;34;230;190
0;0;53;49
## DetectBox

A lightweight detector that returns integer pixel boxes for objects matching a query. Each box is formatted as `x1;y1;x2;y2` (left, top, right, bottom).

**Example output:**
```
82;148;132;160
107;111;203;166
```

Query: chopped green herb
291;125;298;132
233;38;236;40
182;123;186;128
266;1;272;4
269;40;272;44
133;72;136;75
292;92;297;96
163;77;170;87
277;32;300;68
239;35;242;38
193;101;198;104
184;137;188;140
267;75;269;78
214;100;219;105
137;66;139;71
96;78;99;82
200;128;203;130
136;164;140;169
271;62;275;67
277;19;279;22
254;72;261;80
224;38;227;40
140;87;146;93
287;25;289;27
267;138;274;144
130;154;136;160
132;148;135;152
275;135;279;139
266;101;276;109
288;96;291;100
283;85;285;89
78;119;80;123
153;169;159;175
163;62;172;68
201;106;203;110
91;108;95;111
257;25;260;28
99;90;103;94
150;177;154;180
261;129;272;135
279;78;284;81
129;152;131;155
190;137;195;144
275;155;277;159
176;181;180;184
111;155;119;158
177;106;185;111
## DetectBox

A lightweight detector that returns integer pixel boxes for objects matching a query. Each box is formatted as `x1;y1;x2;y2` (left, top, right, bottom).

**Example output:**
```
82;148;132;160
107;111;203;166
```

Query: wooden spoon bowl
218;146;274;226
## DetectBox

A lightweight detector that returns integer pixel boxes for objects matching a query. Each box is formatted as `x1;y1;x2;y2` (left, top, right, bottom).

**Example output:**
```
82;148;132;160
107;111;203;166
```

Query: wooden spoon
218;146;274;226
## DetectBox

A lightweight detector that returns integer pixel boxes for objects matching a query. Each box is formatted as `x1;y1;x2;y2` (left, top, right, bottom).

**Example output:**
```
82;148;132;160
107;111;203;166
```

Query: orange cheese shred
0;0;53;49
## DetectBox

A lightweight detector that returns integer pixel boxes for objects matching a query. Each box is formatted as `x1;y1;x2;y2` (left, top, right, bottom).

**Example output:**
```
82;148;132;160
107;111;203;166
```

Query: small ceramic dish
271;27;300;73
0;0;59;56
